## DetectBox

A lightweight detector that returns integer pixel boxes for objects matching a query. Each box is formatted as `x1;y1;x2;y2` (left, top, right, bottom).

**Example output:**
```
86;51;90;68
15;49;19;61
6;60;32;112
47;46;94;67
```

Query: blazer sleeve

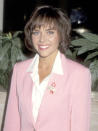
3;64;20;131
71;69;91;131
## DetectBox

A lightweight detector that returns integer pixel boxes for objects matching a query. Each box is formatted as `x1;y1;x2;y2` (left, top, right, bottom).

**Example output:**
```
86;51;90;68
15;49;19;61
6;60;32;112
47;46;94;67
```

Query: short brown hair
24;5;71;54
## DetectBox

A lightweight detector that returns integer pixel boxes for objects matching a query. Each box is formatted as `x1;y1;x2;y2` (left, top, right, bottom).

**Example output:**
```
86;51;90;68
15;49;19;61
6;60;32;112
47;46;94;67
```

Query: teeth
39;45;49;49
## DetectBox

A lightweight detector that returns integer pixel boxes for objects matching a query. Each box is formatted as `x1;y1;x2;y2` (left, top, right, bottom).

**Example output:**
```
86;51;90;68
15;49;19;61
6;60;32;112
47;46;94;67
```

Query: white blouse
27;51;63;122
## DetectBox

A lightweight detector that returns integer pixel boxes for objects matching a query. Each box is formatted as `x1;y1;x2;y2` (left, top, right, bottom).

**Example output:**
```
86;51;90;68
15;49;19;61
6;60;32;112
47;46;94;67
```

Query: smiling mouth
38;45;49;50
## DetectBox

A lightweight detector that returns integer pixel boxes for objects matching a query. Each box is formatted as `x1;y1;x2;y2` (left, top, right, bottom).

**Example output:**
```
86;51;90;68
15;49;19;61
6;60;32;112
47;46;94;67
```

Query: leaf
17;49;28;61
11;46;19;67
0;42;11;61
77;44;98;55
71;38;96;46
89;60;98;90
66;49;73;56
13;31;23;38
71;50;78;60
85;51;98;61
6;32;12;40
0;40;2;47
2;38;11;45
80;32;98;43
65;49;75;60
0;54;9;70
0;70;10;89
12;37;22;48
0;34;2;45
1;36;9;41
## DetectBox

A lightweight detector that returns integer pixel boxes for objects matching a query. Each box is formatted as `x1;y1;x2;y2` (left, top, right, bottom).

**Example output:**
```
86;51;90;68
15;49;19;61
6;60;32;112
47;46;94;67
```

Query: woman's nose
39;33;45;42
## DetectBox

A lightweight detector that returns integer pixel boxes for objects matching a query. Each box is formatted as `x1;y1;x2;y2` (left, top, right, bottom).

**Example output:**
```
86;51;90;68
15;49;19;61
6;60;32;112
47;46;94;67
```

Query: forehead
34;23;57;30
32;17;58;30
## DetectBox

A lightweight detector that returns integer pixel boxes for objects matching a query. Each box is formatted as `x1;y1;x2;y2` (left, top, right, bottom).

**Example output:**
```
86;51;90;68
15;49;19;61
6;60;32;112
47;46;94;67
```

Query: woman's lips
38;45;49;50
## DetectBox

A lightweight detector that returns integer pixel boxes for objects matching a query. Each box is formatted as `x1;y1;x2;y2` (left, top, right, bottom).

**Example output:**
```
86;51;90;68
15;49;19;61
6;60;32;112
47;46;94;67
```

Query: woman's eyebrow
33;28;40;31
46;29;55;31
46;27;56;30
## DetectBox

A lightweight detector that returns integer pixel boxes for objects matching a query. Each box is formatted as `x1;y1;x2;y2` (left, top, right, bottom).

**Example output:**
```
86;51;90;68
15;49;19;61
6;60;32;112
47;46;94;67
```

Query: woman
3;5;91;131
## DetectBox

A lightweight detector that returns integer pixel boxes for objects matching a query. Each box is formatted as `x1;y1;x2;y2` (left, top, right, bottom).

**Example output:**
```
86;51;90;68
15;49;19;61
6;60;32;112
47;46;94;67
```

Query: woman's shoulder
67;57;88;70
13;58;33;72
61;53;90;74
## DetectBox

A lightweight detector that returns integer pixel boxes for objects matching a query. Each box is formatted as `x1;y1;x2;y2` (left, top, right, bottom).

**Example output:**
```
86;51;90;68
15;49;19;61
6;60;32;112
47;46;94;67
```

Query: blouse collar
27;51;63;75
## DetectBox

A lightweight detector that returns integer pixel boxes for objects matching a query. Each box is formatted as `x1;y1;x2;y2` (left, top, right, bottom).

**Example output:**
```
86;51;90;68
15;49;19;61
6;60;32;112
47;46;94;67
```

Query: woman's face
32;24;60;58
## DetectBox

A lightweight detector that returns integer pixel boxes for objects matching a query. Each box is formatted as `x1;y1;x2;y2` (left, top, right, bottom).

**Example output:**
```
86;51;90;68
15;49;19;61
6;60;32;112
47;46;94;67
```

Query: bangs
31;15;59;31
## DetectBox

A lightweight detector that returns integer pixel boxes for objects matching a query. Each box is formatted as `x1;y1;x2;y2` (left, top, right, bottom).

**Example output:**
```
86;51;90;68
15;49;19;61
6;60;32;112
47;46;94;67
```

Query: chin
39;54;50;58
39;50;58;59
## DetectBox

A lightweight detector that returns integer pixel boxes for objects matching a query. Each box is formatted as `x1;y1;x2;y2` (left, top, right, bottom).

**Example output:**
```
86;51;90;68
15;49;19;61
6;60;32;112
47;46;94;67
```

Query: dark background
3;0;98;33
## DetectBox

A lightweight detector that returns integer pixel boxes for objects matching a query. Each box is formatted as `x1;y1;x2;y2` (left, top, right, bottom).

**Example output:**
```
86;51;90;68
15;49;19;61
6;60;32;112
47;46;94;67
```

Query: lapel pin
48;81;56;94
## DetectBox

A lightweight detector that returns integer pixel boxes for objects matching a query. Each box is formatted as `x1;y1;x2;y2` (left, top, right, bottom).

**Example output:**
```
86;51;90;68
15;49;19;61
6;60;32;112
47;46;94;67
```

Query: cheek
51;37;60;46
32;37;38;45
31;38;38;50
50;34;60;42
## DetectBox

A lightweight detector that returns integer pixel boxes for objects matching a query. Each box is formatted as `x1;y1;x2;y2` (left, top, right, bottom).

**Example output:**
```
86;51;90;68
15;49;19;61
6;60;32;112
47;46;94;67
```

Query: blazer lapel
22;72;36;127
34;74;58;128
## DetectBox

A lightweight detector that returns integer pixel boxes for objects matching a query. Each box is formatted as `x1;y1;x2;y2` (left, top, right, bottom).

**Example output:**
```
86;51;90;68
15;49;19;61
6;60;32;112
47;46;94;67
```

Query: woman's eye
32;31;39;35
47;31;54;35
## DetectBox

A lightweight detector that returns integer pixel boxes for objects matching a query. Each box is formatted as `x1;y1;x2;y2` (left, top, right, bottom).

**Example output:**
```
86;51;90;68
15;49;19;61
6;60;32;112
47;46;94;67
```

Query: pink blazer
3;53;91;131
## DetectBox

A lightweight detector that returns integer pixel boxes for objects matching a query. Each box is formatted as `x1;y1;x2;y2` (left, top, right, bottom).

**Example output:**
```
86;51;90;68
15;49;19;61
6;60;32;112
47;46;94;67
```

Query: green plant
66;32;98;91
0;31;28;89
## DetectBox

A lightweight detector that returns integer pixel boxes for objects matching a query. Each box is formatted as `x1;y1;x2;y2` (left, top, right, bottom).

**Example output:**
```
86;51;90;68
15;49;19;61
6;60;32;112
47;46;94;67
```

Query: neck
39;50;58;69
